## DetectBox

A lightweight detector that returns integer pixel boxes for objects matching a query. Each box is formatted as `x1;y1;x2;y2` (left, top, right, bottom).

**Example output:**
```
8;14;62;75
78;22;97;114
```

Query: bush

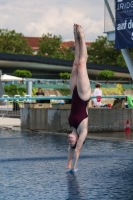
4;84;26;96
32;88;38;96
13;69;32;78
98;70;114;81
101;86;123;95
18;87;26;96
57;88;71;96
116;84;124;93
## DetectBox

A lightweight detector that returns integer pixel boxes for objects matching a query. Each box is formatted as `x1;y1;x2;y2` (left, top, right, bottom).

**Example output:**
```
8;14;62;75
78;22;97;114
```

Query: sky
0;0;106;42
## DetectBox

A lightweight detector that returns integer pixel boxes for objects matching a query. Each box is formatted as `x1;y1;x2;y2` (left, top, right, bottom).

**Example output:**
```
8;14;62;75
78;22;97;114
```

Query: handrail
0;95;126;101
91;95;125;99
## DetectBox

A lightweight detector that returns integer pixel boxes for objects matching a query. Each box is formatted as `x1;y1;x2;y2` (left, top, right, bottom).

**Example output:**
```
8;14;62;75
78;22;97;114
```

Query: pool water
0;130;133;200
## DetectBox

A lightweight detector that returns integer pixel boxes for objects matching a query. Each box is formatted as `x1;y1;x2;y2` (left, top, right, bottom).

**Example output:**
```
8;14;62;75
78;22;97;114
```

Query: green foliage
13;69;32;78
59;72;70;82
0;29;33;54
101;87;123;95
57;88;71;96
4;84;17;96
38;33;74;60
61;47;74;60
116;54;127;67
98;70;114;80
116;51;133;67
4;84;26;96
17;87;26;96
87;36;121;65
32;88;38;96
38;33;62;57
87;35;133;67
116;84;124;93
101;84;124;95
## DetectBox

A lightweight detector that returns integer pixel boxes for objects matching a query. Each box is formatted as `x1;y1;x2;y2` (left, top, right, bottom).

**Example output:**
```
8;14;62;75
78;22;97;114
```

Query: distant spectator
35;88;46;103
35;88;44;96
41;89;45;95
93;84;102;107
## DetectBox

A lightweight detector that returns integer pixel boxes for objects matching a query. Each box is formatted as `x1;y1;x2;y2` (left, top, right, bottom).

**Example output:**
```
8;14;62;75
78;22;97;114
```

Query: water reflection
88;132;133;142
66;173;83;200
124;132;131;140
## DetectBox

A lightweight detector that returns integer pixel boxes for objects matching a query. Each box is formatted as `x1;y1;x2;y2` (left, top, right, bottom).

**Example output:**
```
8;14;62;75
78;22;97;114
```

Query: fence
4;81;133;90
0;100;24;118
0;95;125;118
0;96;71;118
0;95;126;117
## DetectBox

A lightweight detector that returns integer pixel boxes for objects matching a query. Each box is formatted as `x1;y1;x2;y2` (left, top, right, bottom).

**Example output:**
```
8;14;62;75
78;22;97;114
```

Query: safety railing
0;99;24;118
0;95;126;101
0;95;126;117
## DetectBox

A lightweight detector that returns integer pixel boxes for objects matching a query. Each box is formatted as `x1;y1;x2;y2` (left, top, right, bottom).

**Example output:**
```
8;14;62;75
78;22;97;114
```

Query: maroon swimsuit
68;87;89;130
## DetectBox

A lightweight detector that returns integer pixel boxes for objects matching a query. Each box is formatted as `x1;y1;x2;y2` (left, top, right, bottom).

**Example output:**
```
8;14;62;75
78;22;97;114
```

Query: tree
0;29;33;54
13;69;32;83
116;54;127;67
59;47;74;60
116;50;133;67
4;84;17;96
98;70;115;83
38;33;74;60
59;72;70;83
4;84;26;96
87;36;121;65
13;69;32;78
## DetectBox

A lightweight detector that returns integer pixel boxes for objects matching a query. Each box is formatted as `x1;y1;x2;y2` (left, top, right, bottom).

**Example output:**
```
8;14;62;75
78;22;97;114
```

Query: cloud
0;0;105;41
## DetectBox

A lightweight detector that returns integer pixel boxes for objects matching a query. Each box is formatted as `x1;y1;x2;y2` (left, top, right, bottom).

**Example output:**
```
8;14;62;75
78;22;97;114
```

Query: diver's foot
77;25;85;39
66;168;78;173
73;24;78;39
66;165;72;173
71;168;78;173
66;169;72;173
66;165;71;170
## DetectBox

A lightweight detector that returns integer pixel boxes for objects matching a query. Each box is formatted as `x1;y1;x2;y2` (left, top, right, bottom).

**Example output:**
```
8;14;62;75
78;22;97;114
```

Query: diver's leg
71;118;88;170
70;24;80;92
76;25;91;100
66;146;74;169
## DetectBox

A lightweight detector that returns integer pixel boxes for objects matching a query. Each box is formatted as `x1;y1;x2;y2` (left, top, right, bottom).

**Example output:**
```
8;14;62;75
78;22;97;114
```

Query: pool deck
0;117;133;142
0;117;20;130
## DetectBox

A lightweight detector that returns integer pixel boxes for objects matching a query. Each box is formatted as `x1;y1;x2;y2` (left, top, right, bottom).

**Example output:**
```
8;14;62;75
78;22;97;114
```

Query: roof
24;37;92;50
61;41;75;50
61;41;91;50
24;37;41;50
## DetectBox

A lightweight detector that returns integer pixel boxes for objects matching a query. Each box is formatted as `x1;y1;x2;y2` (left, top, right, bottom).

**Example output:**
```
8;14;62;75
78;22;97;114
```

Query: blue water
0;130;133;200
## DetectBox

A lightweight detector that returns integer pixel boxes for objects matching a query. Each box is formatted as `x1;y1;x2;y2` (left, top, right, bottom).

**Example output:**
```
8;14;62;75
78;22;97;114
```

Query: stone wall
21;106;133;133
21;108;48;130
88;108;133;132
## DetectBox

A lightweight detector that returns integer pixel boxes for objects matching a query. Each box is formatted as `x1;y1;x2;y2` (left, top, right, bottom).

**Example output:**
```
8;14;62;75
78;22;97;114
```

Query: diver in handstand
66;24;91;172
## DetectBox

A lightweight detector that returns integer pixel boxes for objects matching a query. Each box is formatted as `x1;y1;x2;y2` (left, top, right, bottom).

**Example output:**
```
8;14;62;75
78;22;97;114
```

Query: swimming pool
0;130;133;200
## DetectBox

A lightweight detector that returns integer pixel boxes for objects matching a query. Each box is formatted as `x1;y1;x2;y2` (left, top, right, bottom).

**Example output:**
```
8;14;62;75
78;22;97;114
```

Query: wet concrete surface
0;117;133;143
0;117;20;128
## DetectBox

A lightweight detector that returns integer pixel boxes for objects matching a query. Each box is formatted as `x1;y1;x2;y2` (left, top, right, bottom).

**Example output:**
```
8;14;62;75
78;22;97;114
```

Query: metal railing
104;0;115;33
3;78;133;90
0;95;126;101
0;95;126;117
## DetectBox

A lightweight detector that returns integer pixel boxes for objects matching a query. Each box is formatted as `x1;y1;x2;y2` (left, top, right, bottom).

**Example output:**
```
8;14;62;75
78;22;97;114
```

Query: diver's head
67;132;78;148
